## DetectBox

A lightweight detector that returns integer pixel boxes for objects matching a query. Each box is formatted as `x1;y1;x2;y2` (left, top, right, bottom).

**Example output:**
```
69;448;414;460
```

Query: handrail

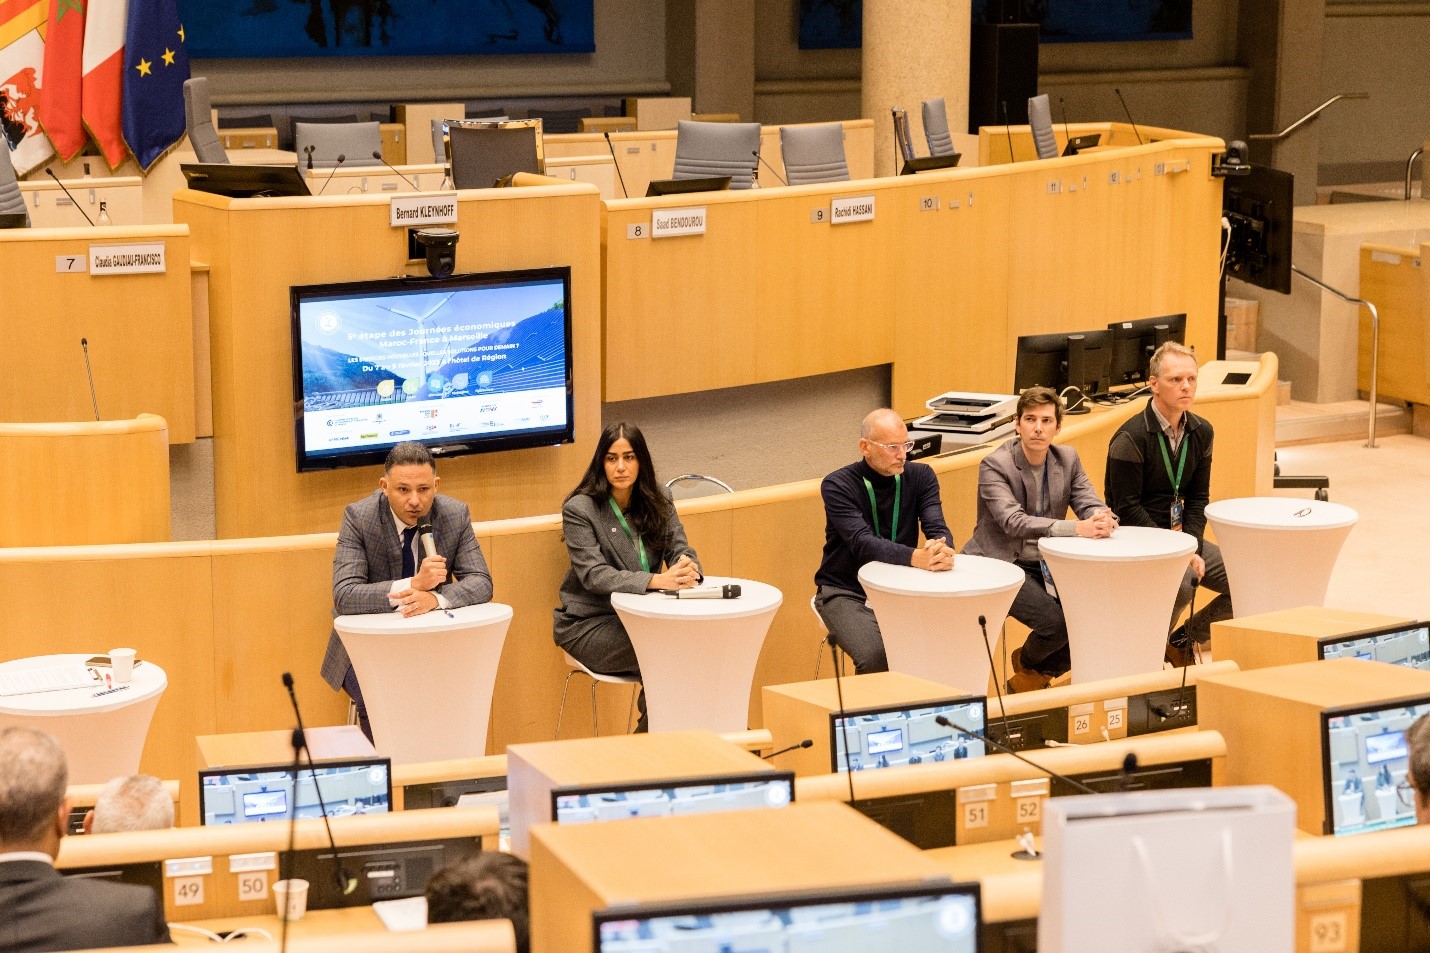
1248;93;1369;142
1291;265;1380;448
1407;147;1424;201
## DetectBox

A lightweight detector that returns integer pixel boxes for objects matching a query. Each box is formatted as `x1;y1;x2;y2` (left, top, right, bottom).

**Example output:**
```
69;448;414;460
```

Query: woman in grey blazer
554;422;700;731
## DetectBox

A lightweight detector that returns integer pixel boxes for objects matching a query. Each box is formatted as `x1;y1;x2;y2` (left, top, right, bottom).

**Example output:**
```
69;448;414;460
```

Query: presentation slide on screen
297;278;567;459
201;763;391;826
1326;701;1430;836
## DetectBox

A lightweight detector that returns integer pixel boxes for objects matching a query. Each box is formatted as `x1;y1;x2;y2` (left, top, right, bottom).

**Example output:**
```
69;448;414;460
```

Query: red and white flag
0;0;55;175
37;0;85;161
81;0;126;168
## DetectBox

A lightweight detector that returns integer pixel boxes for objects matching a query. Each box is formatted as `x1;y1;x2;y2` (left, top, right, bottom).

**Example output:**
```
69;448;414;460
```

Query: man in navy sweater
815;408;955;673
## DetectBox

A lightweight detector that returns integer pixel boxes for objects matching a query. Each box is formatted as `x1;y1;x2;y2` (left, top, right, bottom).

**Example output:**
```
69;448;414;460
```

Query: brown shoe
1007;648;1053;693
1164;641;1194;668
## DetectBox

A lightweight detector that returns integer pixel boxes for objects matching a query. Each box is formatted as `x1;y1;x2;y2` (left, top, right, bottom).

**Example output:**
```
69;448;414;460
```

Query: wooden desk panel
20;176;144;227
1358;243;1429;406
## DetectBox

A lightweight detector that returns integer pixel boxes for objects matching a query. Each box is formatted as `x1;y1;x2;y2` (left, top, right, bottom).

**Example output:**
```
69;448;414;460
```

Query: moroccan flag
0;0;54;175
81;0;124;168
120;0;184;170
37;0;84;161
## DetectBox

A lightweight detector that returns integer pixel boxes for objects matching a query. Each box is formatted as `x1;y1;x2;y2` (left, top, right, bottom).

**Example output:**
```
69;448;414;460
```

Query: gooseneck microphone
671;584;741;600
280;673;358;900
79;338;99;421
1059;96;1072;145
603;132;630;198
371;150;420;191
1000;100;1016;164
316;154;346;196
752;149;788;187
976;614;1012;743
1113;88;1144;145
44;168;96;226
762;738;813;760
304;144;316;171
934;714;1098;796
827;634;858;805
416;518;437;560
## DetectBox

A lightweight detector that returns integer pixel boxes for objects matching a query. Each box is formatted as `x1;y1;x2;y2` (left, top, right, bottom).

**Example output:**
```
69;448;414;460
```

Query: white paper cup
108;648;137;685
273;878;309;921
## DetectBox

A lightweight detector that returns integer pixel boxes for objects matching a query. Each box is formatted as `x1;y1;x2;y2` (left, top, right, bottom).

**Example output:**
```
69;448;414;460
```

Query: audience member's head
1408;712;1430;825
0;726;69;856
859;408;911;478
83;774;174;835
426;852;529;953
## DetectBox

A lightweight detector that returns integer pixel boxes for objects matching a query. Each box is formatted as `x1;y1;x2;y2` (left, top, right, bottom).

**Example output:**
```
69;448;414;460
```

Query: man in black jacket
1104;343;1233;663
0;727;171;952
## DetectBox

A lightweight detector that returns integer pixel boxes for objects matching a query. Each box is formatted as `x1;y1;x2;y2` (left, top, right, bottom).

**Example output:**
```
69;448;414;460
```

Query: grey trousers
554;612;647;731
1174;539;1233;644
815;586;889;675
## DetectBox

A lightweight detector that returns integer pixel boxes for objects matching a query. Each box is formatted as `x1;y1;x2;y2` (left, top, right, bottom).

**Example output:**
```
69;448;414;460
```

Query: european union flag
122;0;190;171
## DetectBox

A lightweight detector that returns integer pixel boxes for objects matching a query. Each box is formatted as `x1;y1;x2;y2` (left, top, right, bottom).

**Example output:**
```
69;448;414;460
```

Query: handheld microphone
416;518;437;560
752;149;788;187
280;673;357;899
1000;100;1016;164
672;584;741;599
44;169;96;226
603;132;630;198
79;338;99;421
934;714;1098;796
304;144;315;171
371;150;420;190
762;738;813;760
316;154;346;196
975;614;1012;743
827;634;859;805
1113;88;1144;145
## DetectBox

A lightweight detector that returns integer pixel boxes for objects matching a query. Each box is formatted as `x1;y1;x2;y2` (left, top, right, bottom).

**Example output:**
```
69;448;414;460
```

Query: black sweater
1104;402;1214;553
816;459;953;595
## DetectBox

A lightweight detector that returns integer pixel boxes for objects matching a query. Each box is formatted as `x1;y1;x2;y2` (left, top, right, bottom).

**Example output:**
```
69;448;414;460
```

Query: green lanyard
1156;431;1188;497
608;497;651;573
862;474;901;541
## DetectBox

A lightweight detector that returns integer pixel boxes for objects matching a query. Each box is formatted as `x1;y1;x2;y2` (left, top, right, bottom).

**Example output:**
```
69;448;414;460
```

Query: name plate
89;242;166;275
390;193;459;227
830;194;875;224
650;206;707;238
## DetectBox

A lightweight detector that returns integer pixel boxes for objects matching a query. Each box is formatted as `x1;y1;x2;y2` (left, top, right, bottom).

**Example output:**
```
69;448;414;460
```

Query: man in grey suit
963;388;1116;692
323;442;493;739
0;727;171;952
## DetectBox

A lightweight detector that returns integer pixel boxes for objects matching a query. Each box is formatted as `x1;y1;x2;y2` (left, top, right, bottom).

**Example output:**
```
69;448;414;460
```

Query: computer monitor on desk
199;757;392;825
832;697;987;773
0;212;27;229
1322;697;1430;836
1320;622;1430;672
593;881;981;953
551;771;794;825
644;175;731;197
180;163;312;198
1107;313;1187;386
1013;330;1113;411
1062;134;1101;156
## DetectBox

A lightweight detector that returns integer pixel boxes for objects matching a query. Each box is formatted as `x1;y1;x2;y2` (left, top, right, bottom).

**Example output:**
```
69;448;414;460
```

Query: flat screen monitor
1321;696;1430;836
593;880;981;953
1012;329;1113;406
1062;134;1101;156
180;163;312;198
831;697;987;772
550;771;795;825
645;175;731;197
290;267;574;471
1224;165;1294;295
1107;312;1187;386
0;212;28;229
199;757;392;826
901;154;961;174
1319;622;1430;672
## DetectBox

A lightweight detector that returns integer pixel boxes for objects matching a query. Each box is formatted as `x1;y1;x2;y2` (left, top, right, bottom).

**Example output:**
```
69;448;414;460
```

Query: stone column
1239;0;1327;206
666;0;755;120
863;1;971;177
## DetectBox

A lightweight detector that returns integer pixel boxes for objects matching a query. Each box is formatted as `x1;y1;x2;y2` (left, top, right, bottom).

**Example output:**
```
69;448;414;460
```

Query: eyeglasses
869;440;915;453
1397;778;1420;806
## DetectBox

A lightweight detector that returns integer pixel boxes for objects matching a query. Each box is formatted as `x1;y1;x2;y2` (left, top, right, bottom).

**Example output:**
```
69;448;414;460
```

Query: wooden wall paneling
0;226;195;442
1142;143;1224;360
1193;353;1279;499
1356;244;1427;405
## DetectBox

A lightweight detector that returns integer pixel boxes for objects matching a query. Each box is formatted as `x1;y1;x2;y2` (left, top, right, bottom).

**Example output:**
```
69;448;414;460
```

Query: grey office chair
447;119;544;189
293;121;383;169
779;123;850;186
431;116;508;169
672;120;762;190
1028;94;1059;160
0;140;28;226
920;98;956;158
527;107;590;135
182;77;228;164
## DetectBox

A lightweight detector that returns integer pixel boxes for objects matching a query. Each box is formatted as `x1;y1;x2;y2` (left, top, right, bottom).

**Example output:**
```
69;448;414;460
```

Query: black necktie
401;525;418;578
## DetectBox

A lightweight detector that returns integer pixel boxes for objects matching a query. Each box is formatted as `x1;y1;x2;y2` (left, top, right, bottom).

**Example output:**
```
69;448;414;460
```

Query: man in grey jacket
963;388;1115;692
322;442;493;739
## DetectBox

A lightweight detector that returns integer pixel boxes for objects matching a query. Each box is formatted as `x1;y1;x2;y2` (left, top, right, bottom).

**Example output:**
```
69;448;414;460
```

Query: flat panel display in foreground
1323;697;1430;836
594;881;981;953
1320;622;1430;672
199;758;392;826
291;267;573;471
832;698;988;772
551;771;794;825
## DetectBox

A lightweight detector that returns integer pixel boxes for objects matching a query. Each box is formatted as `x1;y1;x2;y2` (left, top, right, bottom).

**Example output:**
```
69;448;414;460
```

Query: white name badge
390;193;459;227
650;206;707;238
830;195;875;224
89;242;166;275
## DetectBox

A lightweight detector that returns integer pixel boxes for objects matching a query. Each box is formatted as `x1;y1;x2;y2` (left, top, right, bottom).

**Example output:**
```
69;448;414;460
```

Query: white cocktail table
1205;497;1358;617
611;577;782;733
334;603;512;764
1040;526;1195;683
858;556;1025;696
0;653;167;784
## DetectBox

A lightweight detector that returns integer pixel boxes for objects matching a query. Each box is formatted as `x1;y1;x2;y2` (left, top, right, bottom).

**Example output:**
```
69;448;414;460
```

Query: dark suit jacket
553;492;695;644
0;859;171;952
962;438;1105;563
322;491;493;690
